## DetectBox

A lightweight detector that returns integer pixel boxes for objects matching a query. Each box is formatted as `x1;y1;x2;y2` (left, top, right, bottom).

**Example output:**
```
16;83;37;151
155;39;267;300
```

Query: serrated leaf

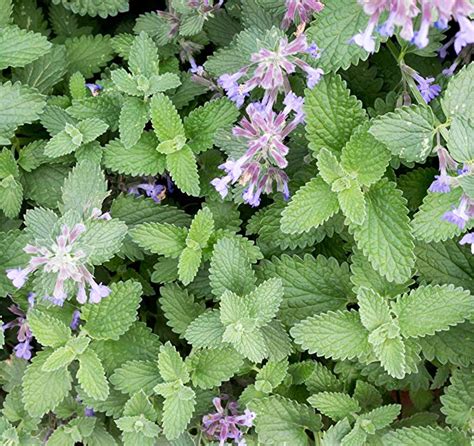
317;147;345;186
119;97;149;149
158;342;189;383
166;146;200;196
291;310;370;361
178;246;202;285
209;236;256;297
393;284;473;338
281;177;339;234
305;74;367;155
0;175;23;218
337;181;366;225
184;310;225;349
130;222;187;258
341;122;391;187
255;359;288;393
187;207;214;248
357;288;391;332
447;116;474;163
382;426;470;446
150;93;184;141
110;360;160;396
187;347;243;389
442;63;474;121
249;396;322;446
103;133;166;177
305;362;344;394
369;105;436;163
0;24;51;69
161;391;195;440
362;404;401;430
259;254;351;326
308;392;360;421
411;188;467;243
27;309;71;348
77;349;109;401
351;179;415;284
82;281;142;340
248;278;284;327
22;350;72;417
42;346;76;372
307;0;382;72
128;31;159;78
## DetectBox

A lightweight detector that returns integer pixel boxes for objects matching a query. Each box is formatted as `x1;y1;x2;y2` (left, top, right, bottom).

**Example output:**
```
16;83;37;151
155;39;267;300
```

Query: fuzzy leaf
28;310;71;348
442;63;474;121
119;96;149;149
166;145;200;196
77;349;109;401
130;222;187;258
308;392;360;421
150;93;184;141
110;360;161;396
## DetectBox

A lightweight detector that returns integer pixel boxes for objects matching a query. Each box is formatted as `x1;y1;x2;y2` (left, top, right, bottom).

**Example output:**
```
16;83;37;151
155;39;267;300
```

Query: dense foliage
0;0;473;445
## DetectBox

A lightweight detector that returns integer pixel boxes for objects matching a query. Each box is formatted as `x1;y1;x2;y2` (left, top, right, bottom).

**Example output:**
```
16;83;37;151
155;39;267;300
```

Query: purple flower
411;72;441;103
6;224;110;305
428;147;458;193
454;15;474;54
128;181;167;203
85;83;102;97
70;310;81;330
282;0;324;30
2;301;35;361
442;195;472;229
460;232;474;254
84;407;95;417
202;397;255;446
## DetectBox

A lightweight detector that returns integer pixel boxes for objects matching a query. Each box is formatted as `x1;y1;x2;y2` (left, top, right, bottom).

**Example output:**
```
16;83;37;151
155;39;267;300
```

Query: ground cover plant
0;0;473;444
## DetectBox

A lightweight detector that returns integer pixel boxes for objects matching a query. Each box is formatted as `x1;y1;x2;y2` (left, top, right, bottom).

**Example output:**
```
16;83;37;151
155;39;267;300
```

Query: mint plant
0;1;473;445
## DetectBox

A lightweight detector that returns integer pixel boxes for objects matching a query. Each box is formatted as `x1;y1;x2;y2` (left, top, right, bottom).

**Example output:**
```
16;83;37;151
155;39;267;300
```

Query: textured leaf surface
382;426;469;446
442;63;474;120
110;360;160;396
166;146;200;196
130;223;187;258
308;392;360;421
78;349;109;401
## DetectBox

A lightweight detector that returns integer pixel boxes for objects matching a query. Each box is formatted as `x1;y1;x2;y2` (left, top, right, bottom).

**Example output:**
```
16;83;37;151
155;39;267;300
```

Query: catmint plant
0;1;473;445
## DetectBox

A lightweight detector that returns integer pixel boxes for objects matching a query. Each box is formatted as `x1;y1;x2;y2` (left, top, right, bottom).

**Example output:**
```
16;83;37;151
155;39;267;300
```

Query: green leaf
65;34;114;78
350;179;415;284
42;346;76;372
111;68;141;96
357;288;391;332
361;404;401;430
442;62;474;121
209;236;256;297
187;347;243;389
0;175;23;218
0;230;30;297
353;381;383;411
77;349;109;401
305;362;344;394
248;278;284;327
103;133;166;177
187;207;214;248
411;188;467;242
382;426;470;446
447;116;474;163
0;149;18;178
22;350;72;417
110;361;160;396
53;0;129;18
178;246;202;285
158;342;189;383
255;359;288;393
305;74;367;155
27;309;71;348
184;98;239;153
161;390;195;441
307;0;382;72
130;223;187;258
369;105;436;163
281;177;339;234
161;284;205;337
166;145;200;196
259;254;351;326
61;160;108;217
44;128;79;158
249;396;322;446
308;392;360;421
82;281;142;340
337;181;366;225
316;147;345;186
440;367;474;430
291;310;370;361
184;310;225;349
0;24;51;69
128;31;159;78
393;284;473;338
150;93;184;141
0;81;45;136
119;96;149;149
340;122;391;187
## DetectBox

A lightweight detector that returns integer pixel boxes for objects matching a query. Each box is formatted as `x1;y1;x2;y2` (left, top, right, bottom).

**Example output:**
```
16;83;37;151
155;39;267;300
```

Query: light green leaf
77;349;109;401
351;179;415;284
27;309;71;348
316;147;345;186
130;222;187;258
178;246;202;285
22;350;72;417
305;363;344;394
0;175;22;218
249;396;322;446
442;62;474;121
110;360;161;396
158;342;189;383
308;392;361;421
42;346;76;372
305;74;367;155
337;181;366;225
361;404;401;430
44;128;78;158
255;359;288;393
281;177;339;234
0;148;18;178
341;122;391;187
150;93;184;141
0;24;51;69
184;310;225;349
382;426;470;446
411;188;467;243
447;116;474;162
187;207;214;248
119;96;149;149
166;145;200;196
161;390;195;441
248;278;284;328
52;0;129;18
369;105;436;163
111;68;142;96
209;236;256;297
128;31;159;78
187;347;243;389
82;281;142;340
393;284;473;338
357;288;392;332
291;310;370;361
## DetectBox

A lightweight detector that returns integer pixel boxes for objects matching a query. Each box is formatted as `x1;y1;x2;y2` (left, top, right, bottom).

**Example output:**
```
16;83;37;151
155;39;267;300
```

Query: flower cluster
214;33;323;205
6;224;110;306
2;294;35;360
129;181;167;203
401;64;441;103
202;397;255;446
282;0;324;30
353;0;474;53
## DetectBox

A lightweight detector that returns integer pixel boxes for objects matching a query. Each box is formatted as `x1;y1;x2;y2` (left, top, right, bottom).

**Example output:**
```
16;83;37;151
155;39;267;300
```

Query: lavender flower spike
282;0;324;30
460;232;474;254
428;147;458;193
412;72;441;103
2;300;35;360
